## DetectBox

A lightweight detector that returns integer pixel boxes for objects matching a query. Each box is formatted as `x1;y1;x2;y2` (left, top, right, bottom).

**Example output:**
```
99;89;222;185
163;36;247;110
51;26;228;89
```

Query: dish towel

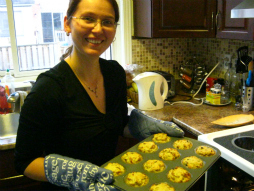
17;91;28;111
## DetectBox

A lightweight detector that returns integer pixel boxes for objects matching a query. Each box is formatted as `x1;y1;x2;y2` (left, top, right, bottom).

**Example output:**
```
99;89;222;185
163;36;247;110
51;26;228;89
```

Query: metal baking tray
101;135;221;191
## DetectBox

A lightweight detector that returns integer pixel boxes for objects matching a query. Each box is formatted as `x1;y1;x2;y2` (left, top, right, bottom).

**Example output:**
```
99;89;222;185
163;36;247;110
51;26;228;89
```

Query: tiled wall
132;38;254;79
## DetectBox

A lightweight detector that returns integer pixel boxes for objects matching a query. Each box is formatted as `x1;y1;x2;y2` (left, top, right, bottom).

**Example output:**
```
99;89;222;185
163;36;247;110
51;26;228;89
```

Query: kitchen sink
198;124;254;178
0;113;20;138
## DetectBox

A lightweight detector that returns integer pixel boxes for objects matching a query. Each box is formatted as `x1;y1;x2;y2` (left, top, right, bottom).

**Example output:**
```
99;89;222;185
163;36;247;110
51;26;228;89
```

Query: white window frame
1;0;132;82
112;0;132;68
3;0;47;81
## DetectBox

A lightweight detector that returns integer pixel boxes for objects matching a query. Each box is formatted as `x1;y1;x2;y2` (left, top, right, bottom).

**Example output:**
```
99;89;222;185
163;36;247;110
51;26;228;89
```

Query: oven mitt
128;109;184;140
44;154;118;191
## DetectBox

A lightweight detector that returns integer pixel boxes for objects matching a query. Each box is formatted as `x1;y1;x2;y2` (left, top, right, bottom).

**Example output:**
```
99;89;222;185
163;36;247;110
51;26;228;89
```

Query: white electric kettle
133;72;168;110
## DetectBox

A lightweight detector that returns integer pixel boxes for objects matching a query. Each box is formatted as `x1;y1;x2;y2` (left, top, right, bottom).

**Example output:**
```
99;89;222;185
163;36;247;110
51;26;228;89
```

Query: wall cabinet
133;0;217;38
216;0;254;41
133;0;254;40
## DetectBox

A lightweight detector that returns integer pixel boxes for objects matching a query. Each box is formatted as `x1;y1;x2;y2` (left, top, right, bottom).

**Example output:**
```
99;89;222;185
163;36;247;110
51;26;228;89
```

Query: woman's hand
44;154;118;191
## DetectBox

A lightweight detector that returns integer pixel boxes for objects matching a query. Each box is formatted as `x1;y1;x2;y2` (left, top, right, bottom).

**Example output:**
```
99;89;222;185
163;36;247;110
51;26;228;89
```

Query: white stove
198;124;254;178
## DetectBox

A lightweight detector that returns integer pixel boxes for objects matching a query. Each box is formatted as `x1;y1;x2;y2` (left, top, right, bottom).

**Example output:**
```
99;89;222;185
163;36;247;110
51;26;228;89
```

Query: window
0;0;131;80
0;12;9;37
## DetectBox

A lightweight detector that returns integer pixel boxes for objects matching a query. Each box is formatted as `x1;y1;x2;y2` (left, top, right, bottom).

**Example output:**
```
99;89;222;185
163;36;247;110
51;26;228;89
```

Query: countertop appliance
133;72;168;110
152;71;175;98
198;124;254;178
231;0;254;18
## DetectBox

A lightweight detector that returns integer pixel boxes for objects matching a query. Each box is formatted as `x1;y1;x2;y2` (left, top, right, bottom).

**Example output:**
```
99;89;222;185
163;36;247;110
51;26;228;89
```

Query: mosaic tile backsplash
132;38;254;79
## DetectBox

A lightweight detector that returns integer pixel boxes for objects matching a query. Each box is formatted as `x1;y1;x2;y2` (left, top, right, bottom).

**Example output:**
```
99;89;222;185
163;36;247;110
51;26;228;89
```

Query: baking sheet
101;136;221;191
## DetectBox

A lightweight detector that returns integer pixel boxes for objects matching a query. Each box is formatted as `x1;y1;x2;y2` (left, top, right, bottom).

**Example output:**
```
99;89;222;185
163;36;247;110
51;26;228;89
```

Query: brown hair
60;0;119;60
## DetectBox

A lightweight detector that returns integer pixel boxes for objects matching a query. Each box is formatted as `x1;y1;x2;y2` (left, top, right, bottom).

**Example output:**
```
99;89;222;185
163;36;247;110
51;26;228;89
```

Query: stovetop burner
198;124;254;178
213;130;254;164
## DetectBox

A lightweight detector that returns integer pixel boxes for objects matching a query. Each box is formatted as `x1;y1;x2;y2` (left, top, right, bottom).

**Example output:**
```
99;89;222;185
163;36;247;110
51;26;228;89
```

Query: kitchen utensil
238;46;248;57
236;46;252;73
102;135;221;191
242;86;254;112
211;114;254;127
246;70;252;86
248;60;254;73
133;72;168;110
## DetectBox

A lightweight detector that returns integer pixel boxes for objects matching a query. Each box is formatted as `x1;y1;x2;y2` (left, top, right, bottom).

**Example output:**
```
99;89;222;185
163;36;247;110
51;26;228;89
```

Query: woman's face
65;0;116;58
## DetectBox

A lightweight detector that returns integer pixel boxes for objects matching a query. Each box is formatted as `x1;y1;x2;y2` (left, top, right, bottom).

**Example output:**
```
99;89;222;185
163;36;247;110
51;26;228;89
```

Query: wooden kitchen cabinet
216;0;254;40
133;0;217;38
0;149;41;190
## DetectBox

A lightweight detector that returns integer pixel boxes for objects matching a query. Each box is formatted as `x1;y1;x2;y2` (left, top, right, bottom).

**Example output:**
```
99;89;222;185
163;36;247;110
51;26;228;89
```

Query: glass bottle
180;66;193;76
180;80;191;89
221;63;231;104
180;73;192;83
230;63;241;104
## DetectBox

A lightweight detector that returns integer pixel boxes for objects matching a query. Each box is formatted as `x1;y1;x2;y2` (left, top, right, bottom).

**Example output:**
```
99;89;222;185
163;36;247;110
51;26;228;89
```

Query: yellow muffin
125;172;149;187
159;148;180;161
121;152;143;164
104;163;125;177
173;139;193;150
152;133;171;143
149;182;175;191
143;159;166;173
182;156;204;169
196;145;216;157
138;141;158;153
167;166;191;183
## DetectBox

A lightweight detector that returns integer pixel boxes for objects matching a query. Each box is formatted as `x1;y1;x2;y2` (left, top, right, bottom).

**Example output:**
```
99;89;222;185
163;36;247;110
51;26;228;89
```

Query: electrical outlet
223;54;232;68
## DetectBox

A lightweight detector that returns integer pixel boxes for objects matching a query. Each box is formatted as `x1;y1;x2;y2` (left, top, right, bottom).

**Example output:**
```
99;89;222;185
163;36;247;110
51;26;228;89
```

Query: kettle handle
161;77;168;100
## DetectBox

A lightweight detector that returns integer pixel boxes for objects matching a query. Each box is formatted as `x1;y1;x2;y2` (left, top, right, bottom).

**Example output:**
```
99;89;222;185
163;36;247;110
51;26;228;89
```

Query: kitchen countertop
130;93;254;137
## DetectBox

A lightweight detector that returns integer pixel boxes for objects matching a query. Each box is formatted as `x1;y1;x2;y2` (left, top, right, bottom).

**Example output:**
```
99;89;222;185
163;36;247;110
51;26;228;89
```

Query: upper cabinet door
133;0;217;38
216;0;254;40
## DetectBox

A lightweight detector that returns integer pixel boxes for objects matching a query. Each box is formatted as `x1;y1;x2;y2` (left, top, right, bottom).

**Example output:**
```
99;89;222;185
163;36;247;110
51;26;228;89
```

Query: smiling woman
61;0;119;61
13;0;129;190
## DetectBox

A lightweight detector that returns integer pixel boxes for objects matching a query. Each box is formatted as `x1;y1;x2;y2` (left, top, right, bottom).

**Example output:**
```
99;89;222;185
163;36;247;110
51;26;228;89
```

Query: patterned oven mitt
128;109;184;140
44;154;118;191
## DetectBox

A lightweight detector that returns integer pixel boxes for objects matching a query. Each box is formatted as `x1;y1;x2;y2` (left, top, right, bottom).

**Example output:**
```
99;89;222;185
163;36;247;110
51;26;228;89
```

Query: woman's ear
64;16;71;34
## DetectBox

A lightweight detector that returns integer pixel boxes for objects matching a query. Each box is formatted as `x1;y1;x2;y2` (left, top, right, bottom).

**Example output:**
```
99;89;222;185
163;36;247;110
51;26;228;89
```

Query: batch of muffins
103;133;219;191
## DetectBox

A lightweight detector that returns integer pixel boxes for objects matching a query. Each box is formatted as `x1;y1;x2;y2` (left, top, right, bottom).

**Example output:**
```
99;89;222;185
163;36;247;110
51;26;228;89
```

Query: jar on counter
180;73;192;83
180;66;193;76
210;88;221;105
180;80;192;89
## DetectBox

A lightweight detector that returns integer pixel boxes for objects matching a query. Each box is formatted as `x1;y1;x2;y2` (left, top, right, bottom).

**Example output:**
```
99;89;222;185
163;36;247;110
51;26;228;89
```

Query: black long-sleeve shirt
14;59;128;175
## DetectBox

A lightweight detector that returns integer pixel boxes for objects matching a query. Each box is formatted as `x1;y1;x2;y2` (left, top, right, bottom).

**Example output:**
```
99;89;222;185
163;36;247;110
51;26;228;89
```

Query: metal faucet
7;92;20;113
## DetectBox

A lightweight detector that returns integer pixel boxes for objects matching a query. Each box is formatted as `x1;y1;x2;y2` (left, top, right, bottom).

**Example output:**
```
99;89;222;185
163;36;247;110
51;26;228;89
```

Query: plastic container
0;80;9;114
2;69;15;112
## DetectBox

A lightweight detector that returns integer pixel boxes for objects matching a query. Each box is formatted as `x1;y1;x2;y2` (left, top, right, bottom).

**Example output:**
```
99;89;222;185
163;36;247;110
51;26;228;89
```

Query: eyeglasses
71;16;118;30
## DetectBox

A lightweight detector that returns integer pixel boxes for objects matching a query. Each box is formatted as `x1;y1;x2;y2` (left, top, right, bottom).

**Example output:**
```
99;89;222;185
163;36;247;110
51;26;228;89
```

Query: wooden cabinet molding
133;0;217;38
216;0;254;40
133;0;254;40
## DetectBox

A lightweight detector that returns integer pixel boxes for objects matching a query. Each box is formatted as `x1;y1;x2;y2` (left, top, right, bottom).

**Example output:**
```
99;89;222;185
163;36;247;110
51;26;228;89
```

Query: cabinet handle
216;11;221;30
211;12;214;30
